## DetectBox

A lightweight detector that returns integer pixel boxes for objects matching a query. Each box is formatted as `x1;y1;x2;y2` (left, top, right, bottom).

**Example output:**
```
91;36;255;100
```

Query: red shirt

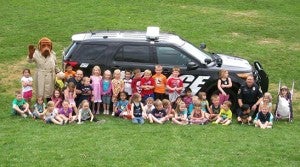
167;77;183;94
131;77;142;94
140;77;155;96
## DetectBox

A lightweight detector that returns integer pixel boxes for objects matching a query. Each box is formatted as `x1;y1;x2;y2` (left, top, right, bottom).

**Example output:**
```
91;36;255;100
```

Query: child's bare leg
152;116;162;124
51;118;63;125
96;102;100;113
148;114;154;123
223;120;231;125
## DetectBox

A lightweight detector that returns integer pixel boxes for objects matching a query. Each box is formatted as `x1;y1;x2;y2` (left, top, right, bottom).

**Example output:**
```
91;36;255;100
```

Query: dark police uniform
237;83;263;117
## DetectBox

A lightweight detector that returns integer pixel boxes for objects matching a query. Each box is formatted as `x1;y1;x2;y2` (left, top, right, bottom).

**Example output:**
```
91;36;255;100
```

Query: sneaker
21;114;27;118
255;124;258;127
266;125;272;129
111;112;115;116
248;122;252;126
212;121;218;124
77;122;84;124
96;120;106;124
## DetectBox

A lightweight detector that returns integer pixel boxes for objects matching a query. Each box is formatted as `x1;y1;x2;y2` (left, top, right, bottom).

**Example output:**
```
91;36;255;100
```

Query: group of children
12;65;293;128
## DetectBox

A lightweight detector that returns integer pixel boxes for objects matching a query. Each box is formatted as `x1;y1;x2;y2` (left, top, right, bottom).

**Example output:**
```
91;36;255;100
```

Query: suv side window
156;46;192;66
71;44;107;63
115;45;150;63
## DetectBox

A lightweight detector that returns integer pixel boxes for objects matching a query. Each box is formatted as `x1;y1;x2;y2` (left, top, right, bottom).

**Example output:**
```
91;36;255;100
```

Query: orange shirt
65;71;76;79
152;73;167;94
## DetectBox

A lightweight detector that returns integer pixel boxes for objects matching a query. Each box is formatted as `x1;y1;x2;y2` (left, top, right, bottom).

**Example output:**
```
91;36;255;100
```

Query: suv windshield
181;42;212;64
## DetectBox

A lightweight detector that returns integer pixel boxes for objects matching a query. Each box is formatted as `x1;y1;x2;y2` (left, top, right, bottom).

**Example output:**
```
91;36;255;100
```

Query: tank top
133;102;142;117
219;78;230;93
212;105;220;114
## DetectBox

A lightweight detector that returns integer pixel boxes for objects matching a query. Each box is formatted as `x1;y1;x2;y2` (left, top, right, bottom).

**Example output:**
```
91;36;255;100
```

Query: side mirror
187;61;199;70
200;43;206;50
204;58;211;64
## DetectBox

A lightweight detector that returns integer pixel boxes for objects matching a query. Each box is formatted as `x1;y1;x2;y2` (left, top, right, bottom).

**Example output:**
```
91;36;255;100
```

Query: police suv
63;27;268;108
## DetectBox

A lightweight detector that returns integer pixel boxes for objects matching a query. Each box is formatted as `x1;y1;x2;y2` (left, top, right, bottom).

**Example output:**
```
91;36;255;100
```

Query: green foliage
0;0;299;166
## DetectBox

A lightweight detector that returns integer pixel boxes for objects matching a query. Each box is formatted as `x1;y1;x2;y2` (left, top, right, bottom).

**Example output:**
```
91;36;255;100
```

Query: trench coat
28;50;60;98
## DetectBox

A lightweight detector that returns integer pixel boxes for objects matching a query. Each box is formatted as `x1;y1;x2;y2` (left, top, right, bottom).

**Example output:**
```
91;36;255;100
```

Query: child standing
131;68;142;94
254;105;273;129
21;69;33;106
130;93;146;124
40;101;64;125
152;65;167;100
213;101;232;125
237;104;252;125
90;66;102;115
114;91;129;117
64;64;76;80
172;102;188;125
208;95;221;121
32;96;46;119
123;69;132;96
148;99;168;124
51;89;63;109
217;69;232;105
190;101;208;125
140;69;155;102
166;67;183;104
11;90;32;118
101;70;112;115
112;69;125;116
77;77;93;105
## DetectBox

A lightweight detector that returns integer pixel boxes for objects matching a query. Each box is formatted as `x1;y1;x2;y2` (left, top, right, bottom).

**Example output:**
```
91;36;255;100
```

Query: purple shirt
58;107;73;117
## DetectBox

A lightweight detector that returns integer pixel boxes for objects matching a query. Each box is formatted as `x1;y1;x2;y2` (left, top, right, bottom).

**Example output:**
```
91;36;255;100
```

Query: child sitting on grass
11;90;33;118
40;101;64;125
213;101;232;125
130;93;146;124
189;101;208;125
77;100;105;124
32;96;46;119
172;102;188;125
114;91;129;117
162;99;175;119
58;100;77;124
144;97;155;117
254;105;273;129
237;104;252;125
208;94;221;121
148;99;168;124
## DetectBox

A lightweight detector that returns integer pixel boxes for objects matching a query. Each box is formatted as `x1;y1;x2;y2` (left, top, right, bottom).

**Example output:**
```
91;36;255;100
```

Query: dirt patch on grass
0;58;35;91
289;43;300;51
258;38;282;45
228;10;259;18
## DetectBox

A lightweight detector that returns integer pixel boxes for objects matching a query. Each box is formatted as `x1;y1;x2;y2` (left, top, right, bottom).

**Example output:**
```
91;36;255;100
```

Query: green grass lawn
0;0;299;166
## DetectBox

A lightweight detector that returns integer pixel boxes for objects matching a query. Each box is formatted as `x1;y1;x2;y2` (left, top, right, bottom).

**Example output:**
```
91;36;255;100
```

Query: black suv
63;27;268;107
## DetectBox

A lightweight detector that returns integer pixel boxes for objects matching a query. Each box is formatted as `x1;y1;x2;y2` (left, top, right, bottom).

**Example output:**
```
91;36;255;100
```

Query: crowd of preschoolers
12;64;293;129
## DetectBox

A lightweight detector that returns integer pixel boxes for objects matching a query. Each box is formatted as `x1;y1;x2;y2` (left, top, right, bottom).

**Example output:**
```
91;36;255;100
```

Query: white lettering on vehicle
180;75;210;94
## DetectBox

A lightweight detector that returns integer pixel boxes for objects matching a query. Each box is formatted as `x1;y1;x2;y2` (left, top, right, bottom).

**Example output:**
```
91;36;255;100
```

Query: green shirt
12;98;26;108
219;108;232;119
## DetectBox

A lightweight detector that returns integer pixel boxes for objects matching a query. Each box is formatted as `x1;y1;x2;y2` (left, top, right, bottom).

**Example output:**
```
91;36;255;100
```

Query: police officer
237;75;263;120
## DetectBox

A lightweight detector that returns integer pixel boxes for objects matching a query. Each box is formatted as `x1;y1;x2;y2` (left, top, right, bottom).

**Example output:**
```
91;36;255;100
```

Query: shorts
45;116;55;123
102;94;111;105
23;90;32;100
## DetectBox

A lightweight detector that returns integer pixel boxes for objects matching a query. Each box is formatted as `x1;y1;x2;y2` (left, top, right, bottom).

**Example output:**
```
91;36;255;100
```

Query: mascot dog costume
28;37;60;100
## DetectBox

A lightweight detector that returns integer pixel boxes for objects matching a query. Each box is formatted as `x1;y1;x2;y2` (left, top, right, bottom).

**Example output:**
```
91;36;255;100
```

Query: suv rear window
71;44;107;63
115;45;150;63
